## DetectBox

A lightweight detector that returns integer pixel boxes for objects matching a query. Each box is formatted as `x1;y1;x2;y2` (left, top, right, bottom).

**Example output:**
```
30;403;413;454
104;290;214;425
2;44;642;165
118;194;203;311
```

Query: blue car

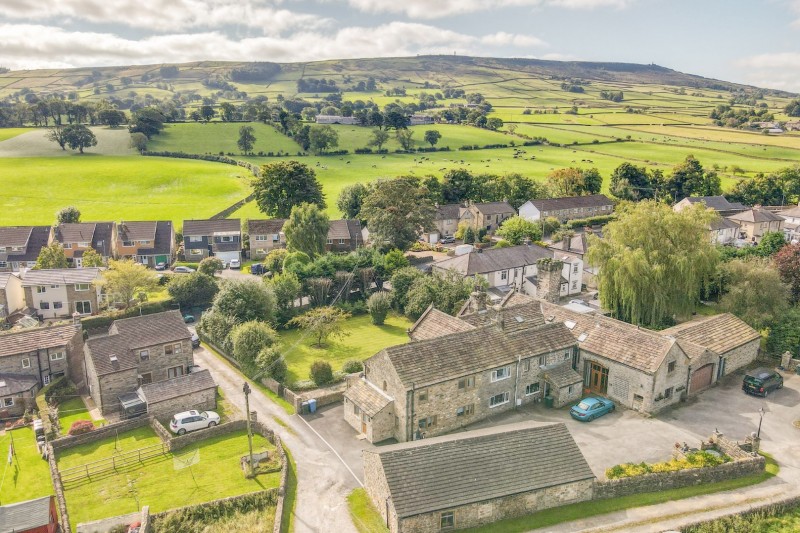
570;397;615;421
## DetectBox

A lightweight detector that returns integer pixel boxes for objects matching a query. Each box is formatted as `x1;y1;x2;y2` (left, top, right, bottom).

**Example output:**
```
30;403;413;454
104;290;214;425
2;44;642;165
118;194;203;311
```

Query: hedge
142;151;261;177
565;214;616;229
81;299;177;331
150;490;278;533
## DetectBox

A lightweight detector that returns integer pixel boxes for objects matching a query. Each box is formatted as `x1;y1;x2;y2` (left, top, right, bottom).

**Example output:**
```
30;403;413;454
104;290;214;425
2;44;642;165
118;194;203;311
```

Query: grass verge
463;453;779;532
280;447;298;533
348;488;389;533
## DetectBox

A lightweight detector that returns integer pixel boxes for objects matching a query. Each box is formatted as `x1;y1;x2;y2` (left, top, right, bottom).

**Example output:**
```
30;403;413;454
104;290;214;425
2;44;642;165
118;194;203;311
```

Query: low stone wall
704;432;753;460
46;443;71;533
50;416;151;451
594;456;765;500
146;489;278;530
272;433;289;533
150;417;172;442
76;511;140;533
260;375;347;412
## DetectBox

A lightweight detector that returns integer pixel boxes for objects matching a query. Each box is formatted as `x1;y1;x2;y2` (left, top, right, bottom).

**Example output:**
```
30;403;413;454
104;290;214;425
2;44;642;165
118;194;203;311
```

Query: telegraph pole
243;382;254;473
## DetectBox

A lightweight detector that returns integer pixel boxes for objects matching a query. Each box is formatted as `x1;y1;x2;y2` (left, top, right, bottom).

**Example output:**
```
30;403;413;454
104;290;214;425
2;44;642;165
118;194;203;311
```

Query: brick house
52;222;115;267
183;219;242;263
519;194;614;223
726;207;784;244
136;369;216;420
82;310;194;415
0;495;60;533
363;422;595;532
344;292;579;443
115;221;175;268
20;268;103;319
0;226;50;272
432;244;583;301
459;201;516;234
326;219;364;252
0;325;83;416
248;219;287;259
0;272;24;323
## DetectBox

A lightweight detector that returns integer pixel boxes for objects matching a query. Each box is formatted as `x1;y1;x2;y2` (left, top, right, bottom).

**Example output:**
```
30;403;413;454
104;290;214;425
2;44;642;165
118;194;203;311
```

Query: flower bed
606;450;731;479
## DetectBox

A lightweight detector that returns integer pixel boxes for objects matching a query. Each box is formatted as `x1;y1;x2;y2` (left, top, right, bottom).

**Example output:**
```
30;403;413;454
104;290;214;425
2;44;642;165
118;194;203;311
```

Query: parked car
250;263;266;275
229;258;241;269
173;266;195;274
743;367;783;397
154;262;167;271
169;410;220;435
190;332;200;348
570;397;615;421
439;236;456;244
183;313;195;323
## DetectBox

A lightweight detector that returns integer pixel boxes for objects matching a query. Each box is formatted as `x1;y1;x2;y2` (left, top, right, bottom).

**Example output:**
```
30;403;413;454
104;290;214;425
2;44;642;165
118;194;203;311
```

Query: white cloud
735;52;800;92
0;22;548;70
0;0;326;34
344;0;633;19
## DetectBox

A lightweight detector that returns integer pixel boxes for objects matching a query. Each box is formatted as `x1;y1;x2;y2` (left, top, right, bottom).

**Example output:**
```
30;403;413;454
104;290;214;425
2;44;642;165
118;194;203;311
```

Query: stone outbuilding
363;422;595;532
136;368;217;420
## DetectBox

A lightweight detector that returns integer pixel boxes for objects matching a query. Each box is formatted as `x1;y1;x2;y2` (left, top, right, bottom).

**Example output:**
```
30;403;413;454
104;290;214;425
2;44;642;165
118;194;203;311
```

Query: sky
2;0;800;92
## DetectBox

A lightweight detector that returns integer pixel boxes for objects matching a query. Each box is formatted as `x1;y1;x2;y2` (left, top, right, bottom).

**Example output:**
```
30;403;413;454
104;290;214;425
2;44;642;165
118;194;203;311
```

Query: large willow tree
586;201;718;327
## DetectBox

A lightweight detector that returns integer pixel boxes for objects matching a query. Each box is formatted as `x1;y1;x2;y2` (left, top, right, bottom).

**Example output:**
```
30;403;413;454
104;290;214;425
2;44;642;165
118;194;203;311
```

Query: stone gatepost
536;258;564;303
781;351;792;370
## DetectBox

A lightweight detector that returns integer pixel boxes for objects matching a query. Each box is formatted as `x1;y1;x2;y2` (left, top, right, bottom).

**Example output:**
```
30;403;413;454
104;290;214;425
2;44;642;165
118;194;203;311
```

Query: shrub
68;420;95;436
367;292;391;325
335;300;367;315
342;360;364;374
256;346;287;383
310;360;334;386
44;377;75;406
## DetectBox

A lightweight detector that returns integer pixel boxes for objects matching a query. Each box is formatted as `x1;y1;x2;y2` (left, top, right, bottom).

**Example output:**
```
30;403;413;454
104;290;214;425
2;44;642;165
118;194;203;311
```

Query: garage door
690;363;714;394
215;251;240;263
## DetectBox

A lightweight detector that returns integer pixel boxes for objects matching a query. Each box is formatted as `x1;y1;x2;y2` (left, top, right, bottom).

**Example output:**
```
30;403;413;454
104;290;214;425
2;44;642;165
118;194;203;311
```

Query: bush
565;214;615;230
605;451;730;479
151;490;277;533
310;360;334;386
335;300;367;315
68;420;95;436
44;377;75;406
367;292;391;325
342;360;364;374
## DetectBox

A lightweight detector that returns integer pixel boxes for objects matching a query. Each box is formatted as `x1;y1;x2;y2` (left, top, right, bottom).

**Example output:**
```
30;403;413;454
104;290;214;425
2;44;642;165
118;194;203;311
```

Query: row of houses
0;310;216;419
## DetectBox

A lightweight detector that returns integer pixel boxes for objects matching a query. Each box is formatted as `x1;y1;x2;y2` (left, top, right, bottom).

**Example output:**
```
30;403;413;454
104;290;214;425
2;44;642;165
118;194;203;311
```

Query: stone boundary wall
50;416;151;451
46;442;71;533
594;456;765;500
680;495;800;531
261;376;347;412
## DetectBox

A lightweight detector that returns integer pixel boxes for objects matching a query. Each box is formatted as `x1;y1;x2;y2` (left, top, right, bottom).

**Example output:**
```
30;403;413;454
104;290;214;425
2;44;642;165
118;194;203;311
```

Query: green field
58;428;280;529
148;122;302;155
0;427;54;505
0;127;31;142
279;313;412;385
0;156;252;226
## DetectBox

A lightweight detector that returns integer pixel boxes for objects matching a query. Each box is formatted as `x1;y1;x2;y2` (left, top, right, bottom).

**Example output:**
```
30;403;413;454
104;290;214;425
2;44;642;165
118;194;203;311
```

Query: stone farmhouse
115;220;175;268
673;195;747;217
82;310;195;415
519;194;614;223
363;422;594;533
248;219;287;259
459;201;516;234
52;221;115;267
183;218;242;263
20;268;103;319
726;207;784;244
0;225;50;272
0;272;24;323
0;325;83;416
431;244;583;301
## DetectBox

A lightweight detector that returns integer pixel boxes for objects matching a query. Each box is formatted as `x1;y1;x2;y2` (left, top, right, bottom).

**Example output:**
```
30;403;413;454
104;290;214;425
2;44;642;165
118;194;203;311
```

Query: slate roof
183;219;241;236
20;267;102;287
0;273;17;290
531;194;613;212
369;422;594;518
0;226;50;263
540;301;676;374
542;361;583;388
0;495;54;532
0;373;40;396
471;201;516;215
344;378;393;417
55;222;114;256
434;203;463;221
248;219;286;235
726;208;784;224
661;313;760;355
407;305;475;341
678;196;747;212
710;217;741;231
117;221;157;242
328;219;362;241
137;369;216;404
433;244;553;276
459;302;546;334
0;325;79;358
549;233;589;255
778;205;800;218
213;241;241;252
152;221;174;256
88;311;191;375
376;320;576;389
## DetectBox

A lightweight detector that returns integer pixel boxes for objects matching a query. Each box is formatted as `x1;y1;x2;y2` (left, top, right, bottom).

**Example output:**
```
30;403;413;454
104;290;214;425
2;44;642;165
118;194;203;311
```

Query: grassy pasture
0;126;135;157
148;122;302;155
0;127;30;142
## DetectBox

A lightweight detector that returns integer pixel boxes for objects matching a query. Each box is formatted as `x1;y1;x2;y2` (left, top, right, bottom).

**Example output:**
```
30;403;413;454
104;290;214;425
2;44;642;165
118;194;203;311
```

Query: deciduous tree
359;177;435;251
46;126;68;150
718;258;788;329
337;183;370;220
396;129;414;151
198;257;224;276
308;125;339;154
63;124;97;153
81;247;104;267
56;206;81;224
231;320;279;375
367;128;390;150
253;161;325;218
496;216;542;245
774;243;800;304
100;259;159;309
424;129;441;147
237;125;256;154
283;203;330;258
289;306;351;348
168;272;219;308
213;278;276;323
34;243;68;270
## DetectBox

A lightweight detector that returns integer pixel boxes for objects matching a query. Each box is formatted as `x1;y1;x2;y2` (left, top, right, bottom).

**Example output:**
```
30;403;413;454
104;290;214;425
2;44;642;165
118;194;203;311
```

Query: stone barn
136;369;217;420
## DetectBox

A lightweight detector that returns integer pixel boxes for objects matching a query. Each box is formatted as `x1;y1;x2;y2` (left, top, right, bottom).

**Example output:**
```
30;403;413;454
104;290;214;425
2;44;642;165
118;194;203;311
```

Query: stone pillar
781;351;792;370
536;258;564;303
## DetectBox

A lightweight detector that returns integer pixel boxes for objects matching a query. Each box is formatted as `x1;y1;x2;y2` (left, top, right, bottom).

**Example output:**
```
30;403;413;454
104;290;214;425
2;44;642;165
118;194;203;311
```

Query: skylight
515;316;524;323
578;333;588;342
564;320;577;330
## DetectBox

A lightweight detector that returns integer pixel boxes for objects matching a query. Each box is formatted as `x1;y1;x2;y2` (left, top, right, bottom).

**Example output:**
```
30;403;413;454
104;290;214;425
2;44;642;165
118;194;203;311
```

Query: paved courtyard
304;364;800;481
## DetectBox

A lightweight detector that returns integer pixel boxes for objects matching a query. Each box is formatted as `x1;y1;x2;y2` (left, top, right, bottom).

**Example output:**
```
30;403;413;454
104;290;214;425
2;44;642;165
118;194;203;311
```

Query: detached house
0;272;24;322
327;220;364;252
52;222;115;267
0;226;51;272
183;219;241;263
82;310;194;414
432;244;583;301
459;201;516;234
363;423;594;533
673;196;747;216
248;219;287;259
422;203;463;244
20;268;103;319
0;325;83;415
115;221;175;268
777;203;800;243
519;194;613;223
726;207;784;244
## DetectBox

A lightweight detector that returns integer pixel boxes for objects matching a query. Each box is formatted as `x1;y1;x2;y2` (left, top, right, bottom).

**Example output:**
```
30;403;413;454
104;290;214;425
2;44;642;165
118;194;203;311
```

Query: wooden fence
60;441;170;485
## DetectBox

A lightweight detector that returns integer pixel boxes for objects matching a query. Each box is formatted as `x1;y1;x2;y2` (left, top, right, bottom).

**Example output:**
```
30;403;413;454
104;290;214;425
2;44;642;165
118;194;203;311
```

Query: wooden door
589;363;608;393
361;414;367;434
690;364;714;393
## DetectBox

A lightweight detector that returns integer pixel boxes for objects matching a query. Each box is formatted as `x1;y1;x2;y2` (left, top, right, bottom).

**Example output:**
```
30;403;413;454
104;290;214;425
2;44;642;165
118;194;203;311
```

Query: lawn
148;122;301;155
0;126;136;157
59;429;280;529
0;427;53;505
279;312;412;385
57;397;105;435
56;426;162;470
348;488;389;533
0;156;252;226
0;127;31;142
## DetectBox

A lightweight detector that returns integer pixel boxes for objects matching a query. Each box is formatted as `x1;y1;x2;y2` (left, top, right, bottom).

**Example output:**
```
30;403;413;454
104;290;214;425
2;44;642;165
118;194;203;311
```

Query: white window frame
326;239;333;245
189;236;202;243
36;286;46;294
74;283;90;292
139;349;150;361
490;366;511;382
77;241;89;248
254;235;267;241
3;397;13;407
122;240;135;247
49;351;65;361
76;300;92;314
63;243;72;249
22;358;31;369
525;382;540;396
220;236;233;243
489;392;510;408
43;375;51;385
500;270;508;281
338;239;345;245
